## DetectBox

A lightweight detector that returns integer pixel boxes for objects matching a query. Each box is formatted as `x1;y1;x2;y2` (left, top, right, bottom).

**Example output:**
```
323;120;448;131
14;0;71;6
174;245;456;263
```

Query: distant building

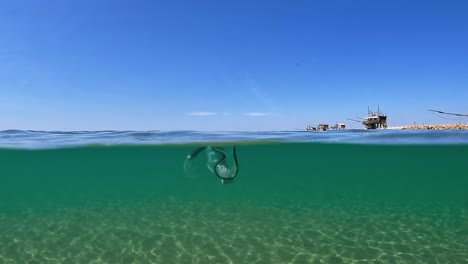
318;124;329;131
306;123;331;131
332;123;346;130
362;107;387;129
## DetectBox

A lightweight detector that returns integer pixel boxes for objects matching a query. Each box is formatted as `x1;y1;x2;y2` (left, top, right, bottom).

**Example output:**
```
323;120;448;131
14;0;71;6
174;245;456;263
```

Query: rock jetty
401;124;468;130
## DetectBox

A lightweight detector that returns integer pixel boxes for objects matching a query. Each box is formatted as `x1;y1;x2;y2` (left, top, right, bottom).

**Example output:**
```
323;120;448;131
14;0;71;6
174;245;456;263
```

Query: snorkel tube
186;146;239;184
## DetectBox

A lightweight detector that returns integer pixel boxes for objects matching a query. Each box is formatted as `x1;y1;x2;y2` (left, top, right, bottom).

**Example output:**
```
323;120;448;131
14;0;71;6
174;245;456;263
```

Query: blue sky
1;0;467;131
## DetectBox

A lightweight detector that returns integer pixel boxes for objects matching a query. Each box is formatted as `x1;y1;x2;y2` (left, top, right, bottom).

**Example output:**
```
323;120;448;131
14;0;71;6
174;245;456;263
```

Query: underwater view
0;130;467;263
3;0;468;263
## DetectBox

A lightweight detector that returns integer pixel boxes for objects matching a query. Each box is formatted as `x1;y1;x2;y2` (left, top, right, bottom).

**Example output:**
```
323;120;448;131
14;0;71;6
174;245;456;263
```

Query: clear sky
1;0;467;131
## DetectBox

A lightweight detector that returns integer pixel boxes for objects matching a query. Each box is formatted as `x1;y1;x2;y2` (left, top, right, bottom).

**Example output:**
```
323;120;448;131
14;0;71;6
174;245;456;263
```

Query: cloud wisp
246;112;272;117
187;112;271;117
186;112;217;116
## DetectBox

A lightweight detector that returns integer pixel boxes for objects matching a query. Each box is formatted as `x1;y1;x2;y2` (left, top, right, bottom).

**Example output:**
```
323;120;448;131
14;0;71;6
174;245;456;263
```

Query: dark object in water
186;146;239;184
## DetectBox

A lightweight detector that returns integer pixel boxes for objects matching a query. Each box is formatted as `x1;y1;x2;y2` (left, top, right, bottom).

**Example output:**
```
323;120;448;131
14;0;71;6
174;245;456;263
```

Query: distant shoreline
390;124;468;130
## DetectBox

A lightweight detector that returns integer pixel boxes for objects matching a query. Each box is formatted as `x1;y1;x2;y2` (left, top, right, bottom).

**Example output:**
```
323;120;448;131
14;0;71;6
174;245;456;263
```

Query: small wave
0;129;468;149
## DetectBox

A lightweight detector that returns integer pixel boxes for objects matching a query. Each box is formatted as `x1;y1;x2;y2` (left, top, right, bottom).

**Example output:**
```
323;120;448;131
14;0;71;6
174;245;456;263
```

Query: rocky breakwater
401;124;468;130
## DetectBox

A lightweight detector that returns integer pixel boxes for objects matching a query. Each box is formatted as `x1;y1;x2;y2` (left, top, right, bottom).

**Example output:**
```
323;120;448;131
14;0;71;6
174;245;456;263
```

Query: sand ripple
0;201;466;263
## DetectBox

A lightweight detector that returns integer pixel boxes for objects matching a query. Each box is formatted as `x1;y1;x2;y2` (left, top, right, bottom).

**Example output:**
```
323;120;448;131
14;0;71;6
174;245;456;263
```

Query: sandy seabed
0;201;467;264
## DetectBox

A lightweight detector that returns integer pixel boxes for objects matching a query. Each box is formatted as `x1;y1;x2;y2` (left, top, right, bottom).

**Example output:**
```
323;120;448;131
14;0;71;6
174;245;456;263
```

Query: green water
0;143;467;263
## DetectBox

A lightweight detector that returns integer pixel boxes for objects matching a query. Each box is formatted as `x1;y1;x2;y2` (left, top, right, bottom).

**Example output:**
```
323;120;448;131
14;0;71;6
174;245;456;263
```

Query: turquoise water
0;130;467;263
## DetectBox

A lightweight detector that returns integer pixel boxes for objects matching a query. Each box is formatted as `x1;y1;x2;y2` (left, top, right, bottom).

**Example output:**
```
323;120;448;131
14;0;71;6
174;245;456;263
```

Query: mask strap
186;146;207;160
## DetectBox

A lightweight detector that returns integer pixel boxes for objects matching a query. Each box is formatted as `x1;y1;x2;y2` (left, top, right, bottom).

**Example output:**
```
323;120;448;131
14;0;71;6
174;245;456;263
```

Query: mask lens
211;147;238;180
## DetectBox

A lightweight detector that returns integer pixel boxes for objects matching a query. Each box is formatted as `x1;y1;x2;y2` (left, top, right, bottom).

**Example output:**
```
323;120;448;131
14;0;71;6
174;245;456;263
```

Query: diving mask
186;146;239;184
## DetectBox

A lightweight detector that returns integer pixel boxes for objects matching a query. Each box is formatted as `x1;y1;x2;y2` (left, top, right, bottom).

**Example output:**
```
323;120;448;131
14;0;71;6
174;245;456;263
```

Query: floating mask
185;146;239;184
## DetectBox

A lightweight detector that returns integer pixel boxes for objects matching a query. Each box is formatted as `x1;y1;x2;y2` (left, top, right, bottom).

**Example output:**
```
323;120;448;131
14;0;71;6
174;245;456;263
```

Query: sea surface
0;130;467;263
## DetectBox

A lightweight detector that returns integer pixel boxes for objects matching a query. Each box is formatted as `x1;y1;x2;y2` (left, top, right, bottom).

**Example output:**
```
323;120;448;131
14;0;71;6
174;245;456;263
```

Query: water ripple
0;129;467;149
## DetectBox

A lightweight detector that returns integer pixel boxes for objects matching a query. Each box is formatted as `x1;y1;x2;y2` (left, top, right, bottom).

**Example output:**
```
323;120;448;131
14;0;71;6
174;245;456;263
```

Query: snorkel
186;146;239;184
